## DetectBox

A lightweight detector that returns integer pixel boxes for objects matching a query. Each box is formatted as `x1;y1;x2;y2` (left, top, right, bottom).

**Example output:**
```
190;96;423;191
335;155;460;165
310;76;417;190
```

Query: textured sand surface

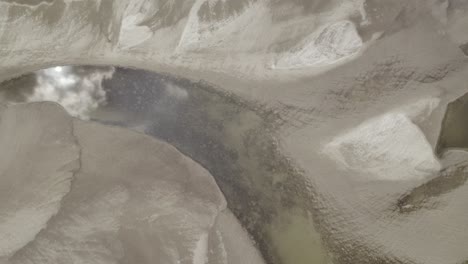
0;0;468;264
0;103;79;259
0;103;264;264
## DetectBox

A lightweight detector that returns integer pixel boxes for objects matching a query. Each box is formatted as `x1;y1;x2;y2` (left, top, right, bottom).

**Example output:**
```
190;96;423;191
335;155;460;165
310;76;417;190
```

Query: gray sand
0;0;468;264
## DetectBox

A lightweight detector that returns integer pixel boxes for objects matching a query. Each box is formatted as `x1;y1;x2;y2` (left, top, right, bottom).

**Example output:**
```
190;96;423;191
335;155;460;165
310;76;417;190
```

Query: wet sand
1;0;468;263
93;68;332;264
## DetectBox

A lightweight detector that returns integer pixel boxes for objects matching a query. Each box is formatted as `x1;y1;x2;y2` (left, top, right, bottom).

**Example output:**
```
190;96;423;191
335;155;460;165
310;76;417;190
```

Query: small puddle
437;92;468;155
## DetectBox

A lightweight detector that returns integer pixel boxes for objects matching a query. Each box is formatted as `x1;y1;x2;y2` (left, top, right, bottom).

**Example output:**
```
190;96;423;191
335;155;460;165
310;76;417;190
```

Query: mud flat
0;67;332;264
94;68;332;264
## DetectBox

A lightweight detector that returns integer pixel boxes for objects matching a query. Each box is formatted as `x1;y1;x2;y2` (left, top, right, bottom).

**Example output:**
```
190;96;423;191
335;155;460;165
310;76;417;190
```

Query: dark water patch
397;166;468;213
460;43;468;56
436;92;468;155
0;73;37;102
